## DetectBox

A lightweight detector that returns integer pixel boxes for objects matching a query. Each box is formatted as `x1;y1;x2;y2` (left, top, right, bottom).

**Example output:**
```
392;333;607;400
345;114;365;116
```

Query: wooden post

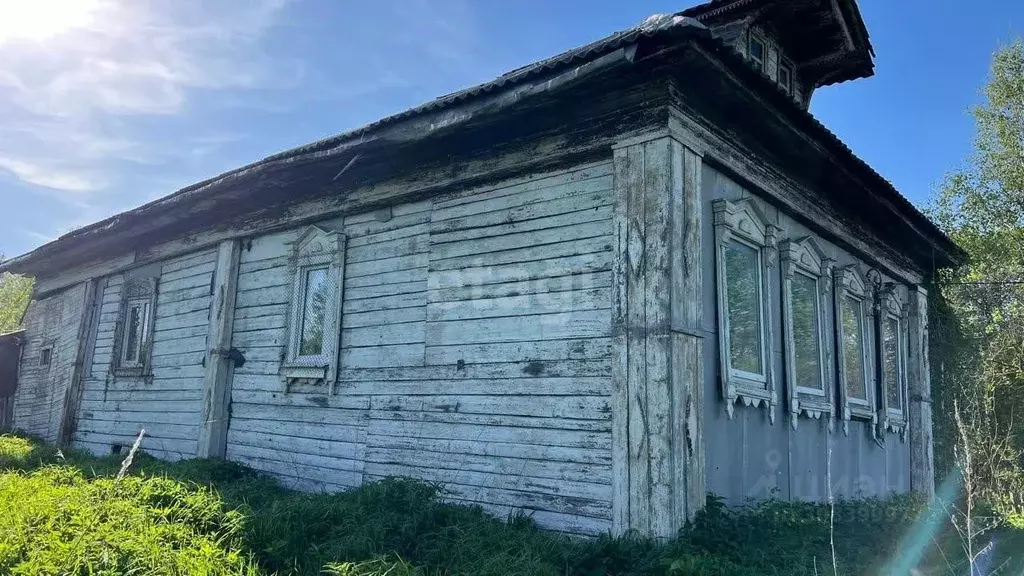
611;133;705;538
197;240;241;459
58;279;100;447
908;285;934;499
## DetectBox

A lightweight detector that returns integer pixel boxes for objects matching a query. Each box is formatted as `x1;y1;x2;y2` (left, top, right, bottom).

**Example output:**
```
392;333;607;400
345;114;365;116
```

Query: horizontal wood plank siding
220;161;615;534
13;284;88;443
71;251;216;460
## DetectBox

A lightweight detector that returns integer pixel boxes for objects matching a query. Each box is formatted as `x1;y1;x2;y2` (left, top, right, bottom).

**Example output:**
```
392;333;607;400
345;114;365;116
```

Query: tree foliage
933;40;1024;525
0;268;32;334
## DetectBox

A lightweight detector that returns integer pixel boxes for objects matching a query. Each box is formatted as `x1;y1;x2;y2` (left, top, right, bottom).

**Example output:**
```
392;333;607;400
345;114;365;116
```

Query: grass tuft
1;432;1021;575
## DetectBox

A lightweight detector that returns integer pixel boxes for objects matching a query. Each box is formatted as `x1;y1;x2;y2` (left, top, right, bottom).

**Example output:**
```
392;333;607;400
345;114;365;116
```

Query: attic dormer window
748;34;765;72
778;61;793;94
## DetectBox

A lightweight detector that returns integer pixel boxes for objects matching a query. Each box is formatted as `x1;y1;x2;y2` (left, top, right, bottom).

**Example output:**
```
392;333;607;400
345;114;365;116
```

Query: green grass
1;432;1021;575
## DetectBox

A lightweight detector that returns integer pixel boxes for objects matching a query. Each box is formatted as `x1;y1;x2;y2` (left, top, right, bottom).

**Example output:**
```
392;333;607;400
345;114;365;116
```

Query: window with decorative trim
834;265;875;435
780;237;834;429
879;286;909;440
748;33;765;72
112;277;158;378
282;226;345;392
713;198;779;422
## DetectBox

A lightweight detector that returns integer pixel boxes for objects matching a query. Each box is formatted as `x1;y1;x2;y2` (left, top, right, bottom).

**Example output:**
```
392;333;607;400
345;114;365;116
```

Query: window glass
749;36;765;71
779;64;792;93
791;273;822;390
123;303;146;364
725;240;763;375
841;296;867;400
299;267;330;357
40;348;52;367
883;316;901;408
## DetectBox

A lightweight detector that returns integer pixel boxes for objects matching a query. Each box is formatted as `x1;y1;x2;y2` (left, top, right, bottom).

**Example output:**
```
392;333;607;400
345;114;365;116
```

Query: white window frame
748;31;766;72
112;277;158;378
879;286;909;440
780;237;834;429
713;198;780;423
778;60;793;94
834;265;876;435
281;225;346;392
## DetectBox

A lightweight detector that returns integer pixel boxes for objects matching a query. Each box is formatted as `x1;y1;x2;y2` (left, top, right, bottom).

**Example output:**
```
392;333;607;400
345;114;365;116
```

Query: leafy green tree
933;40;1024;525
0;255;32;334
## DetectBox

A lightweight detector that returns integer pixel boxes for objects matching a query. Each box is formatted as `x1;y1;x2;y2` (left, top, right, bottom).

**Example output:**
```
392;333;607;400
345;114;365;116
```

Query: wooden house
0;0;964;537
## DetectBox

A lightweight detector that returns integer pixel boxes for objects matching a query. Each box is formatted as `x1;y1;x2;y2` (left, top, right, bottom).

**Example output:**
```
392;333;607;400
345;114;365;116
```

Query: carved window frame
879;287;909;440
713;198;780;423
111;277;158;379
780;237;834;429
834;265;875;435
281;226;346;392
748;30;766;72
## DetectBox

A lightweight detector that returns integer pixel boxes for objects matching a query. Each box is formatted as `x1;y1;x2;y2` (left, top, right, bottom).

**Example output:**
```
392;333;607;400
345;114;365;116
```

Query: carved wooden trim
833;265;876;436
110;275;158;380
281;225;346;392
780;236;834;430
712;197;779;423
878;285;909;441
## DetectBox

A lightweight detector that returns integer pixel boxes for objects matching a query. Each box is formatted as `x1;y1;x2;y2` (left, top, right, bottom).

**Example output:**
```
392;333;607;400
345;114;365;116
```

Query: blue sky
0;0;1021;258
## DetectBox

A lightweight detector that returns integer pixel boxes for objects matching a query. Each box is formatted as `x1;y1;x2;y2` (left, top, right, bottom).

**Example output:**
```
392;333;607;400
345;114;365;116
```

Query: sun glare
0;0;101;43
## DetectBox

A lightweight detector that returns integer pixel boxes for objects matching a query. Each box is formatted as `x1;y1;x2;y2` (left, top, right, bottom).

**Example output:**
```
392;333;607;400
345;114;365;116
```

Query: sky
0;0;1021;258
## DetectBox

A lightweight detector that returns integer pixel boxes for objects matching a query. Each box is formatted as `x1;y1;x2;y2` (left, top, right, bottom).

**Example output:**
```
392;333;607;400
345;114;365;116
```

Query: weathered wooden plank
348;222;431;248
160;250;217;275
426;289;608;322
336;359;610;382
428;251;611;290
345;280;427;301
427;271;612;304
341;344;425;368
343;306;426;330
368;405;611;432
364;464;611;518
197;240;241;459
231;389;370;411
365;446;611;484
424;337;611;365
431;205;612;246
154;310;210;331
228;416;365;444
346;235;428;264
428;235;612;273
367;434;610;465
368;419;610;450
79;398;201;414
343;321;426;347
227;448;362;487
226;430;364;463
342;292;427;315
342;376;610;397
431;187;611;236
432;163;612;219
370;394;611;420
346;253;429;279
430;219;609;261
426;310;608;346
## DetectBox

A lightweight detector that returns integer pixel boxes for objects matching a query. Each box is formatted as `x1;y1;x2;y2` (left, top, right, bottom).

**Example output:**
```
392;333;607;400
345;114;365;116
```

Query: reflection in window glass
749;36;765;71
792;273;821;390
884;317;901;408
123;303;147;364
842;296;867;401
725;240;763;375
299;267;329;357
